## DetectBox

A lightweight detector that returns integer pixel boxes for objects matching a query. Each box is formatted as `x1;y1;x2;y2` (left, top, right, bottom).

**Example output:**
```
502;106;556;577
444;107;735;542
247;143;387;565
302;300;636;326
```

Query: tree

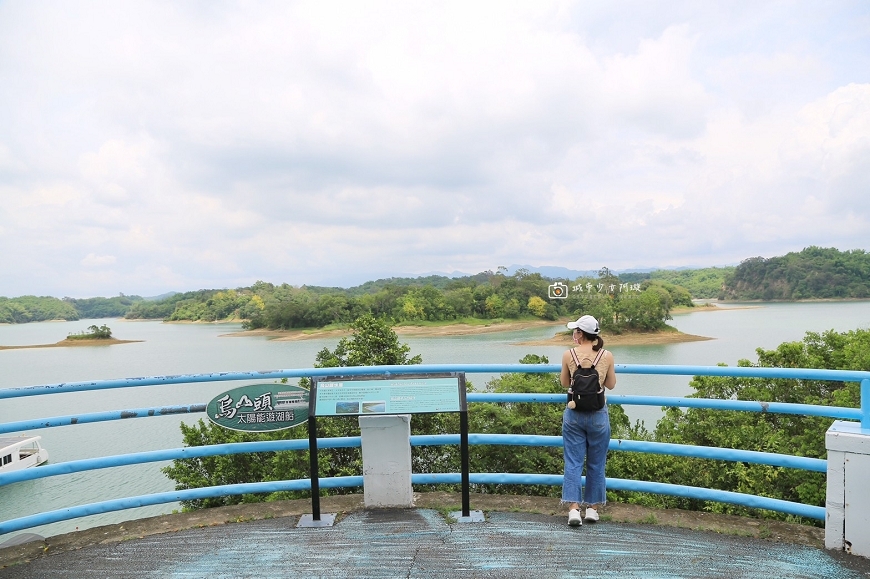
484;294;505;318
617;286;672;331
67;324;113;340
309;314;422;368
527;296;548;318
722;247;870;300
0;295;79;323
163;314;421;509
607;328;868;524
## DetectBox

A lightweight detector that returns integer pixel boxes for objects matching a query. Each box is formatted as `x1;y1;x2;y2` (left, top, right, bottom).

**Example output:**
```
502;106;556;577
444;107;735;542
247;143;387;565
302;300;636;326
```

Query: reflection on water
1;300;869;537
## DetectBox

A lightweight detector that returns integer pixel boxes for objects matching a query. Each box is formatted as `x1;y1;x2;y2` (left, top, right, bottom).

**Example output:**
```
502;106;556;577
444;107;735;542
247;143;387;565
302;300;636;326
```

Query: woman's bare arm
603;351;617;390
560;350;572;388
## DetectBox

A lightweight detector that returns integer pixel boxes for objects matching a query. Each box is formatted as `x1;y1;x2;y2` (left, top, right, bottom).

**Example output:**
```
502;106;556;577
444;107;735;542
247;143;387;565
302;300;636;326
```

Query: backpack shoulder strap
591;348;605;367
569;347;581;370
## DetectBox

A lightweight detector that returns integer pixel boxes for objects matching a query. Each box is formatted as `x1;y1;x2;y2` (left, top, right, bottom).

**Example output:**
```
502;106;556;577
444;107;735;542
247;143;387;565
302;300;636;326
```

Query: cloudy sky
1;1;868;298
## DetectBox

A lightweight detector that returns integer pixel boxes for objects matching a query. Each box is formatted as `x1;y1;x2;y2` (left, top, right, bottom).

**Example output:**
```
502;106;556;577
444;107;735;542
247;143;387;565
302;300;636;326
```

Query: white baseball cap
566;315;600;335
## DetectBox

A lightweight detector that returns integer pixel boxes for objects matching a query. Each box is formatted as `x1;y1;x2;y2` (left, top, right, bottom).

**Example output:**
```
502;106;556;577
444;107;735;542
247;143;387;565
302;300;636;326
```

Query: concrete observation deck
2;493;869;579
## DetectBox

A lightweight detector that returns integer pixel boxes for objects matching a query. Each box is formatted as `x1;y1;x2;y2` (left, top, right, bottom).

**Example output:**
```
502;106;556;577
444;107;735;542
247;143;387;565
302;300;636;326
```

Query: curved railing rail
2;364;869;535
1;394;862;437
3;363;869;399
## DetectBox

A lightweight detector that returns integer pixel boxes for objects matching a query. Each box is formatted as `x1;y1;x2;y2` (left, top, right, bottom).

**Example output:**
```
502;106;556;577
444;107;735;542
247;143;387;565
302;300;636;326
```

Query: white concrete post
358;414;413;508
826;420;870;556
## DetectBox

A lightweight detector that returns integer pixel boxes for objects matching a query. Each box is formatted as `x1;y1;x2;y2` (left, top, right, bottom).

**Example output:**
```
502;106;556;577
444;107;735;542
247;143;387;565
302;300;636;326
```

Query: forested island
2;269;694;334
721;246;870;300
1;246;866;330
0;294;143;324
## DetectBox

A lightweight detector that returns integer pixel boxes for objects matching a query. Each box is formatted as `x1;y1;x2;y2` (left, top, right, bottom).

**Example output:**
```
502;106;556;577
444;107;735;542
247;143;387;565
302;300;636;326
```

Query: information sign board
306;372;469;524
311;373;464;417
207;383;309;432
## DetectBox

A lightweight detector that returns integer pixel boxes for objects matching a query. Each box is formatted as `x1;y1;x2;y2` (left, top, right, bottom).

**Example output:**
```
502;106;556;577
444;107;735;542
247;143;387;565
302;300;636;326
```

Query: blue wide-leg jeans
561;406;610;506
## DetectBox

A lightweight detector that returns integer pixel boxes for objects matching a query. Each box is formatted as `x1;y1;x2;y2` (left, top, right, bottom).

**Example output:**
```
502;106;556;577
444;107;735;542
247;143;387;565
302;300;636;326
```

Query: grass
294;316;542;334
436;505;462;523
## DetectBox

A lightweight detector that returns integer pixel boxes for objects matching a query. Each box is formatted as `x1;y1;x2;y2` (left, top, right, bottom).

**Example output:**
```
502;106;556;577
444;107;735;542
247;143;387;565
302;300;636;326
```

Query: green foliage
526;296;554;319
67;324;113;340
125;291;207;320
127;268;686;332
64;295;143;318
161;414;366;510
7;248;864;325
163;314;422;510
648;268;734;299
0;295;79;323
616;286;673;331
463;354;634;497
563;272;673;333
305;314;423;371
722;246;870;300
125;289;260;322
607;328;868;524
646;280;693;308
164;323;869;522
1;267;686;331
167;289;257;322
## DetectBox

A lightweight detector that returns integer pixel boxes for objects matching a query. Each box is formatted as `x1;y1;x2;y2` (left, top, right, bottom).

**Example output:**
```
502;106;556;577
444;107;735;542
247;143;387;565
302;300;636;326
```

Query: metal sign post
297;412;334;527
460;407;470;518
302;372;479;526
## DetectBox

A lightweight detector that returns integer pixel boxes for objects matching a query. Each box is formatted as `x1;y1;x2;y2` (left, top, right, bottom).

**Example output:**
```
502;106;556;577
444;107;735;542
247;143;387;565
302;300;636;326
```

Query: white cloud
81;253;117;267
0;1;868;296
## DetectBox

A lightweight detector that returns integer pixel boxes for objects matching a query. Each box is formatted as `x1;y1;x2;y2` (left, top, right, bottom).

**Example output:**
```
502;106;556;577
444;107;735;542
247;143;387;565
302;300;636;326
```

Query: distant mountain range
420;264;664;281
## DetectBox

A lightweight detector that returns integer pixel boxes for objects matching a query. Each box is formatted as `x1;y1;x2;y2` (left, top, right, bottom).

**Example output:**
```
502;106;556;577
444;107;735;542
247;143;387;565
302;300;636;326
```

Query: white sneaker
568;508;582;527
584;507;599;523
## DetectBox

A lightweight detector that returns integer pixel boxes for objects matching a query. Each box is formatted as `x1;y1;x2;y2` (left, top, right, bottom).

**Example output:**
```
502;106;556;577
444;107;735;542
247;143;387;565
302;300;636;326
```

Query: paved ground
2;494;869;578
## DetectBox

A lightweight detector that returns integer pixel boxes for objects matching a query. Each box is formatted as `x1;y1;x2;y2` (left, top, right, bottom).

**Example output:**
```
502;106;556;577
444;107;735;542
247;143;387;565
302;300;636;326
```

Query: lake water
1;301;869;539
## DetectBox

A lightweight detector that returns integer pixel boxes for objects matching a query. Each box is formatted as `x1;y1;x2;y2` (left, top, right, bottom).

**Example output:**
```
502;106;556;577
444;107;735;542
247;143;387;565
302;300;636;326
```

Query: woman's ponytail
592;335;604;351
580;330;604;351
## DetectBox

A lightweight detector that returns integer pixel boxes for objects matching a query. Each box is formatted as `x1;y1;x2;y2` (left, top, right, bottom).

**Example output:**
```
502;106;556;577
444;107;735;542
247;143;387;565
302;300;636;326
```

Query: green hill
721;247;870;300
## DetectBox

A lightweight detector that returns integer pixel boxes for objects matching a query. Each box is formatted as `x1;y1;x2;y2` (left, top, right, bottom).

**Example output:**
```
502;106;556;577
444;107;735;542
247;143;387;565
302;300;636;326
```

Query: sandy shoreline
1;305;731;349
0;338;142;351
220;319;565;341
515;329;713;347
221;316;715;347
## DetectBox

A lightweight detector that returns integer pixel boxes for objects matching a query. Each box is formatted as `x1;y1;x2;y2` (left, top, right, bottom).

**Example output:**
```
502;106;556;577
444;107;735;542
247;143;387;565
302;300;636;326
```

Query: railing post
862;379;870;431
826;418;870;556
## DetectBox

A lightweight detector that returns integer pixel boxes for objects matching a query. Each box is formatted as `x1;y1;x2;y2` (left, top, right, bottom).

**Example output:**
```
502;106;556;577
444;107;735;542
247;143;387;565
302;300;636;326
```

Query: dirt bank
221;319;565;341
515;328;713;347
0;338;142;351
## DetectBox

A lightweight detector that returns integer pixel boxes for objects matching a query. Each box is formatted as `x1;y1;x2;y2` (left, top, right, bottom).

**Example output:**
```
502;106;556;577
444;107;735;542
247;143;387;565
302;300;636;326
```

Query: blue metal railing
2;364;869;535
0;434;828;488
1;395;862;436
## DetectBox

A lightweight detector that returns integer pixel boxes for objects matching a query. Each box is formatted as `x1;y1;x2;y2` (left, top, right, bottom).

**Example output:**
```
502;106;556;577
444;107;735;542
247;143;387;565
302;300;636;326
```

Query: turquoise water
1;301;869;538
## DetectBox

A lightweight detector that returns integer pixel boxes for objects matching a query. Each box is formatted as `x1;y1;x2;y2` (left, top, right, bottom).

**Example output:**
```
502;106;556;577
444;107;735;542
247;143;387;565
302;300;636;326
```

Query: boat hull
0;436;49;474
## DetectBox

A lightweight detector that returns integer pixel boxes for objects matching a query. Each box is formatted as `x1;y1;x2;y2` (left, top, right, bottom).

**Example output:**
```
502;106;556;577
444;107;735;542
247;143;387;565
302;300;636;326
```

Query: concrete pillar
358;414;413;508
826;420;870;556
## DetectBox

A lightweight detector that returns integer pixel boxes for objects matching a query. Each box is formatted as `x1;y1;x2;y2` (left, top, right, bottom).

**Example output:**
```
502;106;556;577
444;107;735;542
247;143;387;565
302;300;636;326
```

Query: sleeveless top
566;347;612;388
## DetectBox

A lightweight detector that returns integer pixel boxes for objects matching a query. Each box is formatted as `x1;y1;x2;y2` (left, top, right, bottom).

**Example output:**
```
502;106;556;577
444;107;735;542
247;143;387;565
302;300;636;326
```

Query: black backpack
567;348;606;412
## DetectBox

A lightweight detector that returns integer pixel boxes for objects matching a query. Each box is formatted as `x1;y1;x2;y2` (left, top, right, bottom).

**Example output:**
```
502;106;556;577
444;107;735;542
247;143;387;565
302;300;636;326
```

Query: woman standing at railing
560;314;617;527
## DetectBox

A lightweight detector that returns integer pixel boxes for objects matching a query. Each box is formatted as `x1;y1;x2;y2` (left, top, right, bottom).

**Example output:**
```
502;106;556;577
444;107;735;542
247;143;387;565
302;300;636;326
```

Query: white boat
274;394;309;411
0;435;49;473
